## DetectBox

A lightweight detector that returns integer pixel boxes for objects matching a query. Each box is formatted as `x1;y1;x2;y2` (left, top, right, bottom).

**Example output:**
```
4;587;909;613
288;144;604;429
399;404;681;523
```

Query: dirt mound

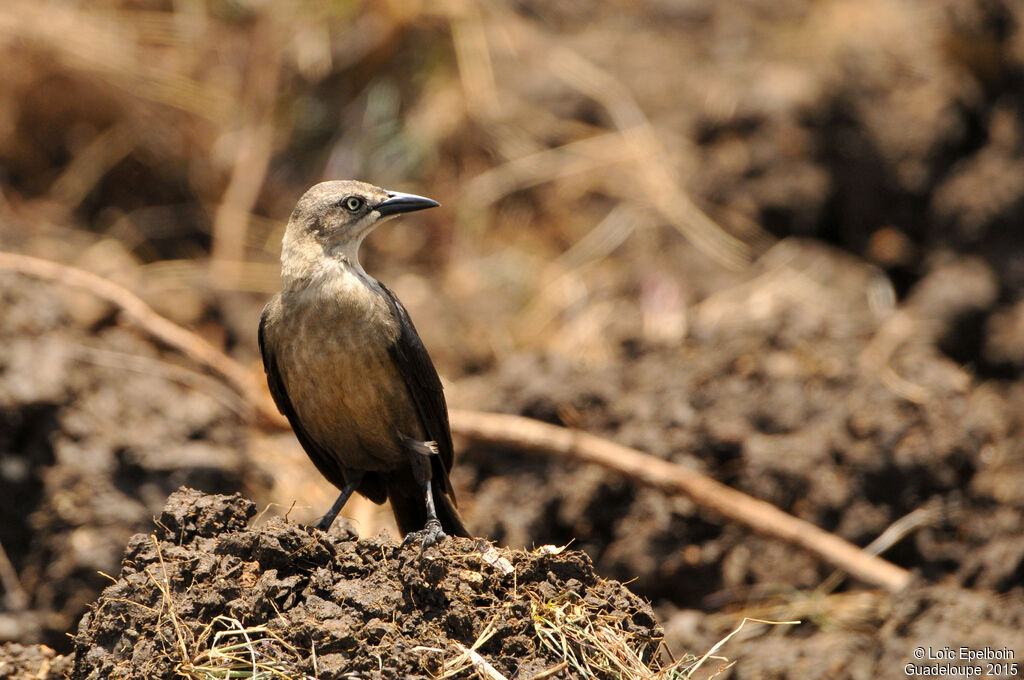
0;642;71;680
70;488;669;680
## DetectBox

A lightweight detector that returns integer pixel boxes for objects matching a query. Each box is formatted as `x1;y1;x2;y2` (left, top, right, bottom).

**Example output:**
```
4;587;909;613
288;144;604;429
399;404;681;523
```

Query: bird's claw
401;519;446;553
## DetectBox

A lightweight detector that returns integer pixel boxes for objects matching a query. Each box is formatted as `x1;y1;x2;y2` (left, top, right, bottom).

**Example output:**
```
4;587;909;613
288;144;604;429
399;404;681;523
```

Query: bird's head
281;180;439;274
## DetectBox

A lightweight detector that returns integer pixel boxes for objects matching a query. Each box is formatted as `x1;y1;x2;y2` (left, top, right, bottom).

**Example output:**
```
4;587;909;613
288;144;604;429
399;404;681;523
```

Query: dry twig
449;409;914;593
0;537;28;612
0;251;282;425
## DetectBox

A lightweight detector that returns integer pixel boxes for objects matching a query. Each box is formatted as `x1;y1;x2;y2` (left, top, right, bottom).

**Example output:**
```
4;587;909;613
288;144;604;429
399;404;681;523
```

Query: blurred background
1;0;1023;676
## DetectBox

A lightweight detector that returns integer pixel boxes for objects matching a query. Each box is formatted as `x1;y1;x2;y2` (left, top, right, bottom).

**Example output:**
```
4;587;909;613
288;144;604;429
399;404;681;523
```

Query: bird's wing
377;283;456;474
258;300;346;487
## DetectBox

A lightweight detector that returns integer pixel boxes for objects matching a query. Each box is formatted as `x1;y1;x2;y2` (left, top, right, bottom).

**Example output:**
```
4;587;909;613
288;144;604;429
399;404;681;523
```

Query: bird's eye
343;196;363;212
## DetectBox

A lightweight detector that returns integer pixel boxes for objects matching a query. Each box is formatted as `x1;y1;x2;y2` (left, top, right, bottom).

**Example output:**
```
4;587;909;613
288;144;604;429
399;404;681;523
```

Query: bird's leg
314;472;362;532
400;437;446;550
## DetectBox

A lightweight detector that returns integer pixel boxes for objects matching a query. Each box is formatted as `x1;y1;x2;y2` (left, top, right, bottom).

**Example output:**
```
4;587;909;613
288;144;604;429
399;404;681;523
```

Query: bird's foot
309;507;343;533
401;519;446;552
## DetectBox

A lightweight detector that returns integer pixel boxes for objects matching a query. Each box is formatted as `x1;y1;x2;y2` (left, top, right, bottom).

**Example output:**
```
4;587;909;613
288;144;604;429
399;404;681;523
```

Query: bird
258;180;470;546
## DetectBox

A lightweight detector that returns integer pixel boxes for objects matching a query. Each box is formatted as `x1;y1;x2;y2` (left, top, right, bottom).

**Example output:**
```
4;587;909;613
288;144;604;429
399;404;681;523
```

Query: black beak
375;191;440;217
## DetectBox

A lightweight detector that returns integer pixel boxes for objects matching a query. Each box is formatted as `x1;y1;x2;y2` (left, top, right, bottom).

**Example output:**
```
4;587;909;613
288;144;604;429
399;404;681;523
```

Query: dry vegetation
2;0;1024;678
0;0;759;361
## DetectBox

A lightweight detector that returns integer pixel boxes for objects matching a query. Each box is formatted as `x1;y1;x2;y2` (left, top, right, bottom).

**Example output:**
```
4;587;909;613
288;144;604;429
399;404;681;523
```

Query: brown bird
259;180;470;545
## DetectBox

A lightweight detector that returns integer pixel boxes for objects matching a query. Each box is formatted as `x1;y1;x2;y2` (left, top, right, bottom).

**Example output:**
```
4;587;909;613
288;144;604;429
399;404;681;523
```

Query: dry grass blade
149;535;192;665
860;310;937;404
457;131;646;224
536;605;796;680
48;122;136;209
0;1;234;120
99;537;311;680
547;45;752;271
684;617;800;680
470;4;754;270
524;661;569;680
529;589;670;679
451;642;509;680
816;504;940;595
414;617;503;680
516;203;642;340
179;615;312;680
447;0;499;119
0;537;28;611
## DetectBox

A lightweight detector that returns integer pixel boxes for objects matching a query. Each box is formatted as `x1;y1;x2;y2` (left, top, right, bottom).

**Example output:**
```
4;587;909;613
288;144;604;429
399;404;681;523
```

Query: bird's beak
375;191;440;217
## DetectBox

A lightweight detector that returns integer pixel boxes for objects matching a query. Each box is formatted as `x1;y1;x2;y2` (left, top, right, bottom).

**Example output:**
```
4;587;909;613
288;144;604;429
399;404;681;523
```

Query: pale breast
271;267;423;471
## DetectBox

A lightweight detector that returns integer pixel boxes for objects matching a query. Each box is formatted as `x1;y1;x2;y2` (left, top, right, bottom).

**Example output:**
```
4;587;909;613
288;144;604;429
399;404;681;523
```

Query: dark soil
453;243;1024;677
70;488;662;679
0;272;264;651
0;642;72;680
662;581;1024;680
458;245;1024;601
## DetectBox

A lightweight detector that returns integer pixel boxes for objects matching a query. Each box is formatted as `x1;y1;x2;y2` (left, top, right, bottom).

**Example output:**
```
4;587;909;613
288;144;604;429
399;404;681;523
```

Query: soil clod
71;488;667;680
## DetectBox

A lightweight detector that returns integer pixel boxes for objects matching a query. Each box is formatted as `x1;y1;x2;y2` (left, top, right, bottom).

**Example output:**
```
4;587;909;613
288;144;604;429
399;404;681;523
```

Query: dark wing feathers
377;283;468;535
377;283;456;475
258;303;347;490
259;288;460;524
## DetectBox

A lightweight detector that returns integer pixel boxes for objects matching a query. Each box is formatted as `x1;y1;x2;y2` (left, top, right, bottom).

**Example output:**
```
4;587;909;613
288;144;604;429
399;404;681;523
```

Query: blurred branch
860;310;936;404
458;131;645;219
0;538;28;612
210;17;283;288
548;45;752;270
516;203;641;340
447;2;755;270
448;0;499;119
0;1;233;121
449;409;914;593
0;251;281;425
48;122;136;209
815;504;940;595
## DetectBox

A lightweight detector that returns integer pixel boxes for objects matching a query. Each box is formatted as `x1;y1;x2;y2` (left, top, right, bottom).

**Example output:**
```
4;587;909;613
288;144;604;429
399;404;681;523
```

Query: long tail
387;468;471;538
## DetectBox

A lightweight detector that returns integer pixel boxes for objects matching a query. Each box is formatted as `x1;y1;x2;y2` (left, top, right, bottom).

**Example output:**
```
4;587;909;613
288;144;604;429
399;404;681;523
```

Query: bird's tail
433;479;471;538
388;471;471;538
